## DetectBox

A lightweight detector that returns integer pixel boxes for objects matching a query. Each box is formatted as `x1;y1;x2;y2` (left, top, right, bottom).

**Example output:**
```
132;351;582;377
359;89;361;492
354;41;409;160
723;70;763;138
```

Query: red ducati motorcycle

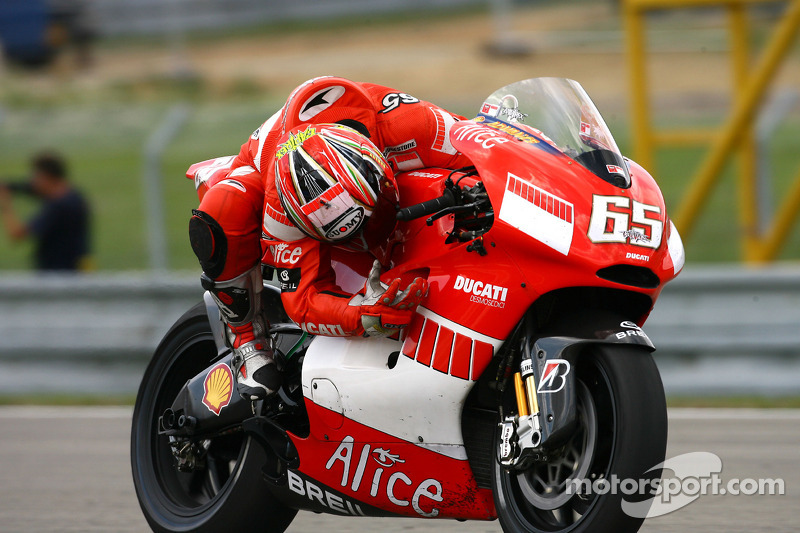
131;78;685;533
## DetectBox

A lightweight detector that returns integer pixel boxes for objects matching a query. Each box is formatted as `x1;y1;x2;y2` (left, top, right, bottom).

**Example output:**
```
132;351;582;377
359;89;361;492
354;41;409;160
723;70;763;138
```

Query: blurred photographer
0;152;90;271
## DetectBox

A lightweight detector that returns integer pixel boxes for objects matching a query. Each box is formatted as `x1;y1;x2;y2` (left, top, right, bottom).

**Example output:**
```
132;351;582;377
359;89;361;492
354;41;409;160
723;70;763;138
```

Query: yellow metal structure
524;373;540;416
623;0;800;261
514;372;530;417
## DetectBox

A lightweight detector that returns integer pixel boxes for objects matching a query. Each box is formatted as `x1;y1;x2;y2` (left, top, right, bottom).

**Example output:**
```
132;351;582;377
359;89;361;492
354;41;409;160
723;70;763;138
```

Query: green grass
666;396;800;409
0;394;136;406
0;99;281;270
1;99;798;270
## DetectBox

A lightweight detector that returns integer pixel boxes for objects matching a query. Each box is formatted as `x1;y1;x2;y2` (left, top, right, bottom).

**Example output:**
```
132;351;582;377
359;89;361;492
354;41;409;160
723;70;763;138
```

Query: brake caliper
498;353;547;469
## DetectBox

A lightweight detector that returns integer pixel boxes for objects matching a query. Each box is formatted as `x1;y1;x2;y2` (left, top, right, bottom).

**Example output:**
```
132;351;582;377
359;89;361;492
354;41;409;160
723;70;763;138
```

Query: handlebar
396;189;456;221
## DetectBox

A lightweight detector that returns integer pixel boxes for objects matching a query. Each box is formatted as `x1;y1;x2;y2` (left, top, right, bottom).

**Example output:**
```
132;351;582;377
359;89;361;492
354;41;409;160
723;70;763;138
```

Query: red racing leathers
189;76;471;343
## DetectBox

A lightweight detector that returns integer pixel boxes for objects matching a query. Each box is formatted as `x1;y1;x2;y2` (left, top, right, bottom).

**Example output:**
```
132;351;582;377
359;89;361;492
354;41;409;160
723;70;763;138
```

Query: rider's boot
204;266;283;400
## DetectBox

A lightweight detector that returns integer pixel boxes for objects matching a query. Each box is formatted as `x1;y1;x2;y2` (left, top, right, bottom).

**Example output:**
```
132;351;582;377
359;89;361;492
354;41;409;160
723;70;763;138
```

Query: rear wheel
493;345;667;533
131;303;296;533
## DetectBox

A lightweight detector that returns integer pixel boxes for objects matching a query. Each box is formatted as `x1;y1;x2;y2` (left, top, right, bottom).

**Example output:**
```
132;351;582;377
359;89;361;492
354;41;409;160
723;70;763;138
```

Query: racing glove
355;260;428;337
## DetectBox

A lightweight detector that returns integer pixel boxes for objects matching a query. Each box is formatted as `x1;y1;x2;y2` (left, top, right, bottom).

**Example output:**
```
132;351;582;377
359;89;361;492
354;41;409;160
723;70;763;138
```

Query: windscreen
477;78;630;188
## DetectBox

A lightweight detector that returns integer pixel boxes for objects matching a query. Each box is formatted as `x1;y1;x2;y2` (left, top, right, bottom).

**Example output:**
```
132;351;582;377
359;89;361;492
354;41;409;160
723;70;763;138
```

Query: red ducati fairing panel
284;402;495;519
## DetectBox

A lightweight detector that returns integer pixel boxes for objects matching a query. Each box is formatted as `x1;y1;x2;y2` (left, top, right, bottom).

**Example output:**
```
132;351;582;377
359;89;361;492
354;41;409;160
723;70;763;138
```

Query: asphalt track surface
0;407;796;533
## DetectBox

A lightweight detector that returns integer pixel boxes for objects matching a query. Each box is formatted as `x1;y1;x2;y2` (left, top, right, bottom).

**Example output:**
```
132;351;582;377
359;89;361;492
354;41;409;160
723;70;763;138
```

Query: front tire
493;345;667;533
131;303;296;533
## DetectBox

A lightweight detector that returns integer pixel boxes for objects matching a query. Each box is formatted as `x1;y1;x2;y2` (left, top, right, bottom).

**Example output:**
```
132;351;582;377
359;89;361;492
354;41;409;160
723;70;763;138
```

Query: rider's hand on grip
359;260;427;337
395;188;455;221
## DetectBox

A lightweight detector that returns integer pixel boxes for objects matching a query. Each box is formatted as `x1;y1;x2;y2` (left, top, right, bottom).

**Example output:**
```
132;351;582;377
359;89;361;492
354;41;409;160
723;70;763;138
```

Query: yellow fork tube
525;374;540;417
514;373;530;417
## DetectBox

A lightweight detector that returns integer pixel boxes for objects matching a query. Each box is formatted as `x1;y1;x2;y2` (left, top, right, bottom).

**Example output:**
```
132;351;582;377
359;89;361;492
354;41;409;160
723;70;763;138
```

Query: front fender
529;319;655;450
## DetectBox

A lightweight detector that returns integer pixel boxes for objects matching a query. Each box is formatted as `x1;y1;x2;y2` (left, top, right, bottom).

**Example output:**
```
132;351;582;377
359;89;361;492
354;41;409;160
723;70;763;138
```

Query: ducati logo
538;359;571;394
453;275;508;308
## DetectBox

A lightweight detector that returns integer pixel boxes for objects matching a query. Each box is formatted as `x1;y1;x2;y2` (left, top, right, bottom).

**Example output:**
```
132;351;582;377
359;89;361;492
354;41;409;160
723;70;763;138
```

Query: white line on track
0;406;132;419
668;408;800;420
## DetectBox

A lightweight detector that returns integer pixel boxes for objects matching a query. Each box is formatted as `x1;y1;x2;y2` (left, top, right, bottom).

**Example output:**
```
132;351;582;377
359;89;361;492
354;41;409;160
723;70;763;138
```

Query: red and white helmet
274;123;398;244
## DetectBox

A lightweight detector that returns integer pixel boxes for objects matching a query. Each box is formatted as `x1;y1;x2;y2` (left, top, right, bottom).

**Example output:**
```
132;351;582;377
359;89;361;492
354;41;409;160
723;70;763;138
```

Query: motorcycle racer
187;76;472;399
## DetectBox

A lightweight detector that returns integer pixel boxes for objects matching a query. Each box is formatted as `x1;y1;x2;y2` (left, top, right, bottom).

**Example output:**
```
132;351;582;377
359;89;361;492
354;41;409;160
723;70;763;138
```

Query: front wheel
131;303;296;533
493;345;667;533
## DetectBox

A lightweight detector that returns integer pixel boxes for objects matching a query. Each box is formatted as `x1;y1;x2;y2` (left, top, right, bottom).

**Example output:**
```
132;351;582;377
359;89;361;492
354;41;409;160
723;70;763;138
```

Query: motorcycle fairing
444;121;681;325
450;118;676;279
278;400;496;519
272;328;502;519
299;333;500;453
386;170;534;345
383;120;680;358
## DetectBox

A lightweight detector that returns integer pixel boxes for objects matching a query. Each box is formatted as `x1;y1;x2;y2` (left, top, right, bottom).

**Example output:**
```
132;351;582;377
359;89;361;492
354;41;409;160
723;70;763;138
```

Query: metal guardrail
645;265;800;395
0;273;202;358
645;265;800;353
0;266;798;394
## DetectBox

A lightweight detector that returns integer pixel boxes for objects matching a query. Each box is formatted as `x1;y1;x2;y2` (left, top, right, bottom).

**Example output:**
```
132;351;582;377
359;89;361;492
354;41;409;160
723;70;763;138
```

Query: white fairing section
302;336;474;459
229;165;256;178
667;220;685;274
193;155;236;191
499;173;574;256
310;379;343;415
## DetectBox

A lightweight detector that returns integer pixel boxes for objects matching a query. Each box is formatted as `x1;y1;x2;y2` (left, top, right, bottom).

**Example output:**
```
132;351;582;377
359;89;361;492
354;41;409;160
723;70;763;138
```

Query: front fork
498;319;656;469
498;347;546;468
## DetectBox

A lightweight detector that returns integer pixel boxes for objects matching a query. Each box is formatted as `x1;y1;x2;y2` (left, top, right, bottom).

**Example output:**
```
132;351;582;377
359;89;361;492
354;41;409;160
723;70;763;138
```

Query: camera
0;181;34;194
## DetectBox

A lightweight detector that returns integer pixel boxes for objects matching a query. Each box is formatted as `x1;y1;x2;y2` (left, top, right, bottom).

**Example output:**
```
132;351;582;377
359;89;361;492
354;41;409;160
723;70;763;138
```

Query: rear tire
131;303;296;533
492;345;667;533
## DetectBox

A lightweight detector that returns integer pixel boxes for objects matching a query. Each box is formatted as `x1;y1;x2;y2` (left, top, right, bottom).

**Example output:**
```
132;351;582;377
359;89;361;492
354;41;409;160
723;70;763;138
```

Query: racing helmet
274;123;399;244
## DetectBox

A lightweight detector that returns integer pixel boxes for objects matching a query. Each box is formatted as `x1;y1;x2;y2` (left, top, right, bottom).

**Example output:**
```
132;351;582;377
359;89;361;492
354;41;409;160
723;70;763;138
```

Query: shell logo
202;363;234;415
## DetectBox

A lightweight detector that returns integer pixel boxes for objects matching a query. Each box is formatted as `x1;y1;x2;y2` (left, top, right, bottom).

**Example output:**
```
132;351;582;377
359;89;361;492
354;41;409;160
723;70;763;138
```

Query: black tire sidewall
493;345;668;533
130;303;296;533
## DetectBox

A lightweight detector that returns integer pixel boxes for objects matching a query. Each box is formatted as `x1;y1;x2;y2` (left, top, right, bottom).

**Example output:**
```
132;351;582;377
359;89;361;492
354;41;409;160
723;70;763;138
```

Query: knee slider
189;209;227;279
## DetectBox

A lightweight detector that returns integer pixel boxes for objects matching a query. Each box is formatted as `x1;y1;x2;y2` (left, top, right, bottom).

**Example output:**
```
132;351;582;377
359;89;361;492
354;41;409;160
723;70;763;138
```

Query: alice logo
275;127;317;159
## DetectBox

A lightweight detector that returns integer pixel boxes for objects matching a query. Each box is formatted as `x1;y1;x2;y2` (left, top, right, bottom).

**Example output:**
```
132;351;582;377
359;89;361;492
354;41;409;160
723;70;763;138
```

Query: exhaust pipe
177;414;197;430
161;408;176;431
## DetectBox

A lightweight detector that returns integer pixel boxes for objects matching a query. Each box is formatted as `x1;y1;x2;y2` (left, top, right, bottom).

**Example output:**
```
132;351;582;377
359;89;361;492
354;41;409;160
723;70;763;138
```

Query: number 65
588;195;663;249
